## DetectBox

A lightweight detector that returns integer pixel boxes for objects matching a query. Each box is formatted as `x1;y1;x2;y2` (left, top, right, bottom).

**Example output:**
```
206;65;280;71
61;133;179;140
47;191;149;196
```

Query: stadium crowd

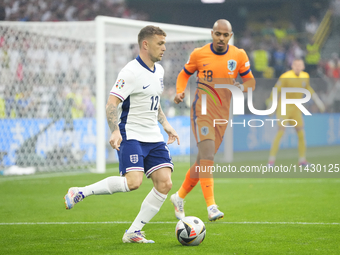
235;15;340;113
0;0;149;22
1;0;340;119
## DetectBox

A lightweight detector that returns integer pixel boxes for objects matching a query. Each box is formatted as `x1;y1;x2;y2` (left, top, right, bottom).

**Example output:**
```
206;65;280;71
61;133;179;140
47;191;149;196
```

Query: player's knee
165;179;173;192
199;153;214;161
155;178;172;194
126;177;142;191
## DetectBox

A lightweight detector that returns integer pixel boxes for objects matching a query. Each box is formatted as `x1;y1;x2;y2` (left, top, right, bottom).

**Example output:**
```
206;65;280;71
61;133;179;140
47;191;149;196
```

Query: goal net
0;16;226;175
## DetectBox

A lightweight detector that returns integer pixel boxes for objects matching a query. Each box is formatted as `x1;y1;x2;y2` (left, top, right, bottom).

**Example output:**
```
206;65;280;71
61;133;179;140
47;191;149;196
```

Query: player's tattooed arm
106;104;119;132
106;95;122;133
158;105;180;145
158;105;167;125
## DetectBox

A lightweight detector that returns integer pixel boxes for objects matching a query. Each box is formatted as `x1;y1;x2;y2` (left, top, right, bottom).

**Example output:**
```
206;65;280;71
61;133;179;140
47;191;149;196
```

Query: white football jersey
110;56;165;142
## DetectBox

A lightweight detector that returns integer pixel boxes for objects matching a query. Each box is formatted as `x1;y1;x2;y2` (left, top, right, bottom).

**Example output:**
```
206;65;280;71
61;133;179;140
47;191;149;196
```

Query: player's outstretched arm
106;95;123;151
158;105;180;145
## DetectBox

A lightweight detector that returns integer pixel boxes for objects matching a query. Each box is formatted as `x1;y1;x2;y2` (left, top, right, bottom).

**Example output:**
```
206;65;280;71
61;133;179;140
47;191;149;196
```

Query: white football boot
208;204;224;221
64;187;85;210
170;192;185;220
122;230;155;243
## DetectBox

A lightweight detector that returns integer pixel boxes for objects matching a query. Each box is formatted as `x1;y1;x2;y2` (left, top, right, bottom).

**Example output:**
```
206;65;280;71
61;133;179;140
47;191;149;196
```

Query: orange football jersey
178;43;253;118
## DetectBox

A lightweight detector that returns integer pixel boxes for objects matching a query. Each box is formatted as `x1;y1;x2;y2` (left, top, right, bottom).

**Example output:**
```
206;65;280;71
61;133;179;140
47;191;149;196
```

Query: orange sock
199;159;215;207
178;162;199;199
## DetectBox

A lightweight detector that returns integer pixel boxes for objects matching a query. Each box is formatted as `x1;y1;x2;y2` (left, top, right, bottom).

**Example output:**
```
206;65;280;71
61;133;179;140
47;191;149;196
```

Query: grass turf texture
1;146;340;254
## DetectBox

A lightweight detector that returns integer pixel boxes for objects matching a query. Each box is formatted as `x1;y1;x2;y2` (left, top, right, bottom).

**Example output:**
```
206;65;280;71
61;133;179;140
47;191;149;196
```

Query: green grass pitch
1;146;339;254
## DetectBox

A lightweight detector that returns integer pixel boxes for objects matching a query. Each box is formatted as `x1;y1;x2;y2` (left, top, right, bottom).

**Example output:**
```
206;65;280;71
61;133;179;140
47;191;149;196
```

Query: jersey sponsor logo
130;154;138;164
160;78;164;90
115;79;125;89
201;126;209;136
203;63;210;67
143;84;150;89
245;61;250;67
228;60;237;71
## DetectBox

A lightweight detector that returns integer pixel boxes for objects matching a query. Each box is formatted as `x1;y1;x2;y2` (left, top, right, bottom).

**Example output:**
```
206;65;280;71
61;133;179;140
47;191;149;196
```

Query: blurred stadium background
0;0;340;175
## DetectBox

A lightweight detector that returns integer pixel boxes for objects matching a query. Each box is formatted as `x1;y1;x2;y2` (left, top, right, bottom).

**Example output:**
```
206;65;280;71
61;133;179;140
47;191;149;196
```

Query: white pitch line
0;221;339;225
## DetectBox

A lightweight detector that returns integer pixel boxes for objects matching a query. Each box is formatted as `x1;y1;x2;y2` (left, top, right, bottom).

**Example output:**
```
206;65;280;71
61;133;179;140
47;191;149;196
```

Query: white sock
127;187;167;233
268;156;276;162
79;176;130;197
176;192;183;201
298;157;306;163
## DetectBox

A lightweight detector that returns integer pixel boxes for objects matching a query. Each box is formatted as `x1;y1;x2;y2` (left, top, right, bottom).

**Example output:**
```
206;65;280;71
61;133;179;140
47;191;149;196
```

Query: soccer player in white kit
64;25;180;243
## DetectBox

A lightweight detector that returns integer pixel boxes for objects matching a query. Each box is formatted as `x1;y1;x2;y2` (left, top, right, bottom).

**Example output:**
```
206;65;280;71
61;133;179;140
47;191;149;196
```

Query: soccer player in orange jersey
170;19;255;221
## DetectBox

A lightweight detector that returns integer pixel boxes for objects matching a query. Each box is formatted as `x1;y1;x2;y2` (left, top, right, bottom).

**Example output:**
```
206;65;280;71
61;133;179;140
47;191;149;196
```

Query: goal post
0;16;234;175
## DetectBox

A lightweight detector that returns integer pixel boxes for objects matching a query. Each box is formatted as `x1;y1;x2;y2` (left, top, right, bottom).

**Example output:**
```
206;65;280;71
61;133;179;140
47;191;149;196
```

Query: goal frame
0;16;233;174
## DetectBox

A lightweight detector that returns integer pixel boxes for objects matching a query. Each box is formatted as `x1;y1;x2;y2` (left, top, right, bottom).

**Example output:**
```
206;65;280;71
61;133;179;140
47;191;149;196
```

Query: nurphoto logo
200;84;312;128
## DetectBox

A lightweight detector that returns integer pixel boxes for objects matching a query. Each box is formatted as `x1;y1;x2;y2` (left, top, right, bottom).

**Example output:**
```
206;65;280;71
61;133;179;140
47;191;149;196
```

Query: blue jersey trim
136;55;156;73
210;43;229;55
240;68;251;76
192;90;199;138
119;96;130;140
183;67;194;75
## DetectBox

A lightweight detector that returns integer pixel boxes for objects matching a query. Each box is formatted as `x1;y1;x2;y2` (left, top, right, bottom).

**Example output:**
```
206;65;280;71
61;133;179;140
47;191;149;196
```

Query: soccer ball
175;216;206;246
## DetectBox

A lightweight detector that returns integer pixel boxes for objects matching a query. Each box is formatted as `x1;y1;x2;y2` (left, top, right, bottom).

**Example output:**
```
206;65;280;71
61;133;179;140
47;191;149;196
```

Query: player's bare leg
123;168;172;243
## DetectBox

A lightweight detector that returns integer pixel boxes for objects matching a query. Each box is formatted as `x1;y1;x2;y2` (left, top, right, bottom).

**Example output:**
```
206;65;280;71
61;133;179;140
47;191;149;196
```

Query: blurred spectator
325;52;340;83
66;83;84;119
272;44;286;77
261;19;275;38
251;43;271;78
0;92;5;118
305;37;320;77
286;40;305;67
273;24;287;44
0;42;11;86
286;22;298;40
0;2;6;21
305;15;319;36
48;88;74;131
239;30;253;52
82;87;96;118
4;87;16;118
4;0;149;22
331;0;340;35
16;89;36;118
64;0;77;21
